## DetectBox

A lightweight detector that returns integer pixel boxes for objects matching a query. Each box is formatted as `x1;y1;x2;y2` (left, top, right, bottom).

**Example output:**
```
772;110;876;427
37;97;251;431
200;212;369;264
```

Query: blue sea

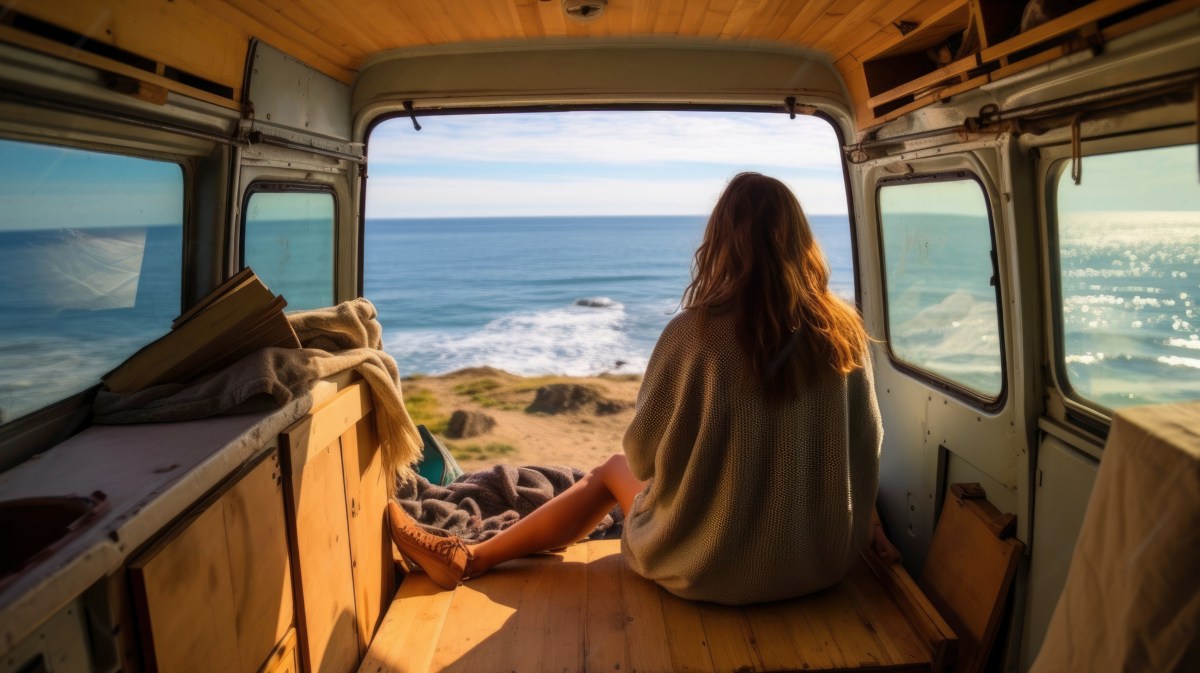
363;215;855;377
0;213;1196;423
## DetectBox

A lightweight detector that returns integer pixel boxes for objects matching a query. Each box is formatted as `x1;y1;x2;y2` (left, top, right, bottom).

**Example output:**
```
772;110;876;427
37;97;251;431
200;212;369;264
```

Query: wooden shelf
854;0;1188;131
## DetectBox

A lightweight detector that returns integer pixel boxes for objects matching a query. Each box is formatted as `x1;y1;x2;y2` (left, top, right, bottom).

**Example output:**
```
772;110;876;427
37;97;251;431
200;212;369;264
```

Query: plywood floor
360;540;941;673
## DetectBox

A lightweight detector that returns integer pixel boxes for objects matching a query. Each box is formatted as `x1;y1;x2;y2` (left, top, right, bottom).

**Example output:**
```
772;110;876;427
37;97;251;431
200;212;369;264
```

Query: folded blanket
93;298;423;482
395;463;624;542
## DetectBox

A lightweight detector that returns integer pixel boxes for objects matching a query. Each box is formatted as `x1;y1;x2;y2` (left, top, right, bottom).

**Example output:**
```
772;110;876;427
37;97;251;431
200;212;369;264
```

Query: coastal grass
402;387;449;435
446;370;641;412
447;441;517;461
451;377;523;410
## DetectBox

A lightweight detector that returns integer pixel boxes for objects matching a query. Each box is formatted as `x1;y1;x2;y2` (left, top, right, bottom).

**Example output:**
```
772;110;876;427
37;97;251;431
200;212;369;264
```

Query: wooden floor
360;540;949;673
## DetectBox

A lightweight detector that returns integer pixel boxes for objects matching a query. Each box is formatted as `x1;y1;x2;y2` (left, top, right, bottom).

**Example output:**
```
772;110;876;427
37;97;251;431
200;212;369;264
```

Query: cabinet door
225;451;297;673
282;382;369;673
130;450;293;673
340;416;396;654
260;628;300;673
283;429;358;673
283;381;398;673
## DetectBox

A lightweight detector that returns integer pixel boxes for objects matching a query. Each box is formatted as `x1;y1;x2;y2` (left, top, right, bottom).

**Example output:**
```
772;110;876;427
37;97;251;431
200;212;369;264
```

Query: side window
0;139;183;423
243;188;335;311
878;176;1003;400
1053;144;1200;410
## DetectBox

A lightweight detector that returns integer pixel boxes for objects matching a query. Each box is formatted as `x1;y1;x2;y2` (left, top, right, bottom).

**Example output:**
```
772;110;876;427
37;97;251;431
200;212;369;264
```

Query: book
102;268;300;394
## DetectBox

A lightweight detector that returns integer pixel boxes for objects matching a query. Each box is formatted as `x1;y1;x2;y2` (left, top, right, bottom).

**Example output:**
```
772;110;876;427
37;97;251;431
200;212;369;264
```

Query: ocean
0;213;1196;423
363;215;855;377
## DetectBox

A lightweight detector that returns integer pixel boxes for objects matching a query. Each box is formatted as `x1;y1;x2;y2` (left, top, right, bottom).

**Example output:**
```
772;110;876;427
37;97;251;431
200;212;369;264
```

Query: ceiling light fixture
562;0;608;23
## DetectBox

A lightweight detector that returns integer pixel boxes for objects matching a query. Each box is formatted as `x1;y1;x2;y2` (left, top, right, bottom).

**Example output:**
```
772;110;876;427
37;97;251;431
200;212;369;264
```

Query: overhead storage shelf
851;0;1195;132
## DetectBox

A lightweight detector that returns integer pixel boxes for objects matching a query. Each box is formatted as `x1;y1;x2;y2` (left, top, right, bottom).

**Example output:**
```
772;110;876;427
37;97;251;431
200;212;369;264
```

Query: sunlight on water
1057;210;1200;408
879;179;1003;398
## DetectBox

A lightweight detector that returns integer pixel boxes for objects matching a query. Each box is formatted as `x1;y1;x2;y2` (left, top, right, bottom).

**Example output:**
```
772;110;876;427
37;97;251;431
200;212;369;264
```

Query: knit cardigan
620;308;882;605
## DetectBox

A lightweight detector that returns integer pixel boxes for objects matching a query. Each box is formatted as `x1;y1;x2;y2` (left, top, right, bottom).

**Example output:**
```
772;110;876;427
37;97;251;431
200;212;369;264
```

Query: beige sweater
621;308;882;605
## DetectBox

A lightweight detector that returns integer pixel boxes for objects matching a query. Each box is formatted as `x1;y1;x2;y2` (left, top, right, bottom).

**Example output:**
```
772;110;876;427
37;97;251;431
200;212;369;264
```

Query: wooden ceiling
3;0;1187;130
4;0;956;90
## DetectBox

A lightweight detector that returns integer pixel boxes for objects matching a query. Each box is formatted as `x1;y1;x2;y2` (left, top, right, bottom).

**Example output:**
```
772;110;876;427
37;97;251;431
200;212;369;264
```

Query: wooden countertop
0;374;353;655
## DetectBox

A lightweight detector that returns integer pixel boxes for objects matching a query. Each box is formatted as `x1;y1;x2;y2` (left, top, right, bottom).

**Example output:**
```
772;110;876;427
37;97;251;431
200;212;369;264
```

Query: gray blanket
395;464;624;543
92;298;423;482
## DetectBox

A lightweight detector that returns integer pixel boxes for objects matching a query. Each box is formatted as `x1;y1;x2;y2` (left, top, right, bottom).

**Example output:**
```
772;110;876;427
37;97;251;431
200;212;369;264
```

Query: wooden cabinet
129;449;294;673
281;381;397;673
840;0;1195;132
260;628;300;673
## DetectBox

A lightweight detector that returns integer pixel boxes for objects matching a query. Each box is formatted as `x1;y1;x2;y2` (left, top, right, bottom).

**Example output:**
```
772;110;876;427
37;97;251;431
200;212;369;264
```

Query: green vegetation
402;387;449;435
598;372;641;383
451;377;522;410
447;442;517;461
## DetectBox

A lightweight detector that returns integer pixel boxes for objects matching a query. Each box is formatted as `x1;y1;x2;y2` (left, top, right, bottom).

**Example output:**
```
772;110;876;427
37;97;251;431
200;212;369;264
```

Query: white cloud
365;173;848;218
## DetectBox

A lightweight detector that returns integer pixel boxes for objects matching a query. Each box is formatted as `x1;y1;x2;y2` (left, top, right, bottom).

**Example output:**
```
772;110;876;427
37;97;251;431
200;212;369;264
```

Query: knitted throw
621;308;882;605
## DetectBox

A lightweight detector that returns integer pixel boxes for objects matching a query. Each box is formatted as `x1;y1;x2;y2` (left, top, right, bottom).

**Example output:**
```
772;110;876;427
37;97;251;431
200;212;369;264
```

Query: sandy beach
401;367;643;474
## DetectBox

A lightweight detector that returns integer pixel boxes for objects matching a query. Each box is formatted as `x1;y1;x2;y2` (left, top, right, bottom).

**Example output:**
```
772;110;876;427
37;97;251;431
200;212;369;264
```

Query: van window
243;189;335;311
0;139;183;423
1053;144;1200;410
363;110;854;468
364;110;854;378
879;176;1003;399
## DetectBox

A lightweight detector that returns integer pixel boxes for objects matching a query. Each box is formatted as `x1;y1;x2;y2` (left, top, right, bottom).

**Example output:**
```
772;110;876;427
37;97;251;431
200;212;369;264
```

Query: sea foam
386;301;648;377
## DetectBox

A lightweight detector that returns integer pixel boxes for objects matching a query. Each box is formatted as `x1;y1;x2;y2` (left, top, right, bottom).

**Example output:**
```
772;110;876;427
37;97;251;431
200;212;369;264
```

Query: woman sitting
388;172;895;605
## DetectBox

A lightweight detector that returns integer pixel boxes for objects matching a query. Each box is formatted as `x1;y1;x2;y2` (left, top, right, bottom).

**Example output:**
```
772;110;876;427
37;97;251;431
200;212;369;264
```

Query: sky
4;114;1197;229
0;139;182;230
364;110;850;218
880;179;987;216
1057;144;1200;214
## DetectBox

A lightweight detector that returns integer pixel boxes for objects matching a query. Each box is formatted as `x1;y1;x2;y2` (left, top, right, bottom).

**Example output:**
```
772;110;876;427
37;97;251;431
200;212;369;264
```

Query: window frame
875;170;1009;411
239;181;339;310
1041;129;1199;433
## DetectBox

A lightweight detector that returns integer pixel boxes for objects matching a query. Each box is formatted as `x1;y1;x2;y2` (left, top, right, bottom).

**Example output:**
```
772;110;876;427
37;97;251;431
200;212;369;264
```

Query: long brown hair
682;172;868;399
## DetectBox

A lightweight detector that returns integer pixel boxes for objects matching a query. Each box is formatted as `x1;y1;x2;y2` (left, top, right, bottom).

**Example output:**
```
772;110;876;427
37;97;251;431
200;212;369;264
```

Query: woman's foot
387;500;473;589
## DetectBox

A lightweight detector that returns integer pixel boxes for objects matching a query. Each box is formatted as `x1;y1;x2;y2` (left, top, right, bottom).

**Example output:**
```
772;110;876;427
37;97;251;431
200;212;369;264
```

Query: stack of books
102;268;300;394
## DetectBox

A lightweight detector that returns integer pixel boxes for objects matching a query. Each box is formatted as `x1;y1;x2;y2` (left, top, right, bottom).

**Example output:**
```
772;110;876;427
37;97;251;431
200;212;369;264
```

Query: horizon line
365;212;849;220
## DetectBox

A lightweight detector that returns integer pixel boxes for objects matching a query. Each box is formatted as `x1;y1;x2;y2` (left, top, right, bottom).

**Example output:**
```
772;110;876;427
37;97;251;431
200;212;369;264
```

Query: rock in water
574;297;617;308
446;410;497;438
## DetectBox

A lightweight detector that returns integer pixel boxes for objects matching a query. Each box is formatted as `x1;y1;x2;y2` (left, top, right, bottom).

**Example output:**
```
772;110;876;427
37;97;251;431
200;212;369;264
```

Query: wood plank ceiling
5;0;956;90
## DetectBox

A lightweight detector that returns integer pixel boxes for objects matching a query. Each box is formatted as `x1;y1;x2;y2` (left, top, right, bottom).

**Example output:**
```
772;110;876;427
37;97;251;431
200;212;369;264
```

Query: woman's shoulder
653;309;740;370
662;307;734;335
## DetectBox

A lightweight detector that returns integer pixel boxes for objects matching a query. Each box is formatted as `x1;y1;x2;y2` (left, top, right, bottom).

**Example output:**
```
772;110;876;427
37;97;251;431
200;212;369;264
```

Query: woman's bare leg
467;454;644;575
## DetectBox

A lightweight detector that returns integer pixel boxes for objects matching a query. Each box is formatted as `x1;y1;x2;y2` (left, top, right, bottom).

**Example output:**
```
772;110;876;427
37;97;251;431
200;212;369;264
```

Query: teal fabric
415;425;464;486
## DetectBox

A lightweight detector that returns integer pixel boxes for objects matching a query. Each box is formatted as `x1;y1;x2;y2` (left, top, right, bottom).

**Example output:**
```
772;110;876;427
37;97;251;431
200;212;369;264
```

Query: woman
387;172;893;605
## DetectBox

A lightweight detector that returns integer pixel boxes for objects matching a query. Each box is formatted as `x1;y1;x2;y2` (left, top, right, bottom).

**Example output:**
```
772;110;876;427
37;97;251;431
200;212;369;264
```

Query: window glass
879;178;1003;398
243;190;335;311
0;139;183;423
1055;144;1200;409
